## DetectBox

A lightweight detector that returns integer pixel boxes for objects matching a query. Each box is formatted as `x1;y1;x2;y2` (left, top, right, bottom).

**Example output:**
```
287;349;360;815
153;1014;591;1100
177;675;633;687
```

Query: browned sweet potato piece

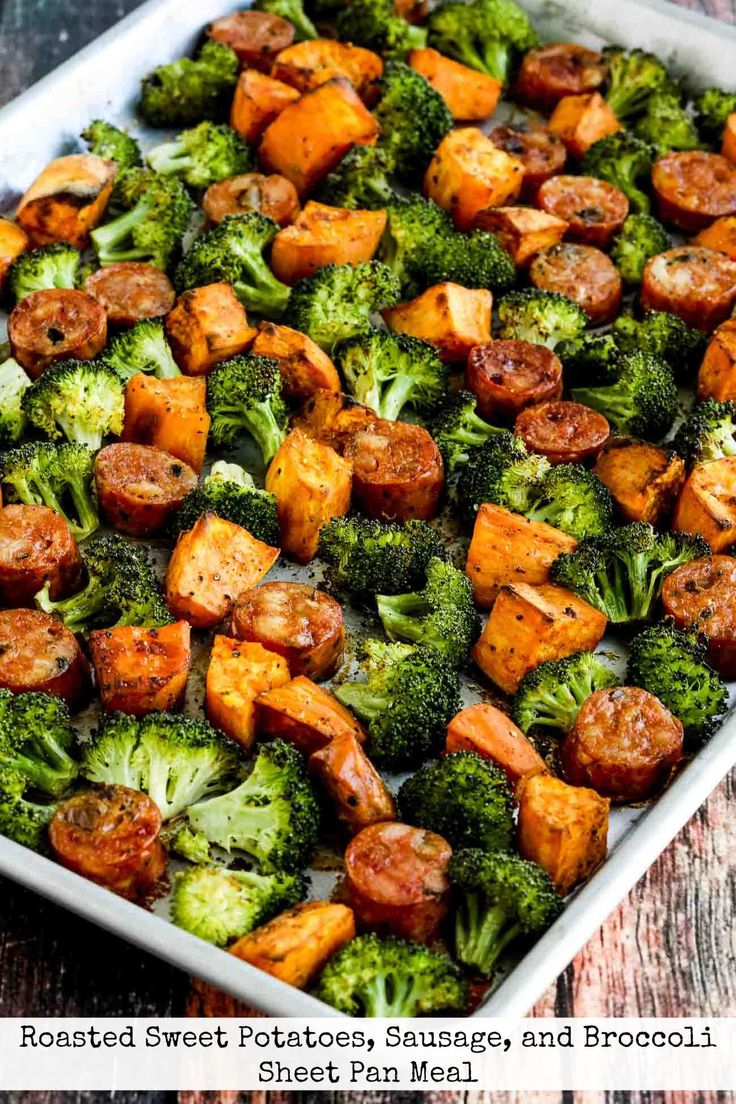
291;388;378;450
206;636;290;751
383;282;492;363
89;622;191;715
692;215;736;260
723;113;736;164
256;675;366;754
673;456;736;551
424;127;524;230
593;438;686;525
473;205;568;266
165;282;256;376
445;703;546;783
229;901;356;987
122;375;210;473
252;322;340;403
271;39;383;99
16;154;117;247
0;218;28;291
308;731;396;833
408;48;501;120
230;69;300;142
548;92;622;159
271;202;386;284
698;317;736;400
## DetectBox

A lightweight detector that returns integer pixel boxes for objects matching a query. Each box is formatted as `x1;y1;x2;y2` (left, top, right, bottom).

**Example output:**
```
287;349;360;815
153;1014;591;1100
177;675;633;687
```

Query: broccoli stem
455;892;521;977
233;269;290;319
335;683;388;723
240;400;286;463
91;200;154;264
380;375;422;421
481;40;510;83
376;594;431;645
147;141;192;177
35;579;108;634
361;971;425;1017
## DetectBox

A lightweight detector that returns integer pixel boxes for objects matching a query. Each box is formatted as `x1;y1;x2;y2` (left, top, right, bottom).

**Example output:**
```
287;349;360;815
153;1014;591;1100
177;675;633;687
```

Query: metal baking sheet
1;0;736;1020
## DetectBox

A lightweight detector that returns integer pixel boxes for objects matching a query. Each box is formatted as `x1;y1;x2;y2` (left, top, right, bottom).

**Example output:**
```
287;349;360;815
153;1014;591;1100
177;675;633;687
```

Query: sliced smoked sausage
202;173;300;227
530;242;623;324
537;175;629;248
652;151;736;232
662;555;736;677
641;246;736;332
230;581;344;680
0;608;90;706
308;732;396;835
0;505;83;608
49;785;167;899
84;263;176;328
515;400;610;465
348;420;444;521
94;443;198;537
513;43;608;112
466;340;563;421
560;686;684;803
8;288;107;379
207;10;294;70
343;821;452;942
488;124;567;200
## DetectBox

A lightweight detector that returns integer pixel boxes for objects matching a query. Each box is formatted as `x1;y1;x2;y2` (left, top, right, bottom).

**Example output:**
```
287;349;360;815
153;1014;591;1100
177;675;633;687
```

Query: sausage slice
0;609;90;706
8;288;107;378
308;732;396;835
537;175;629;248
530;242;623;324
84;263;176;328
466;340;563;421
641;246;736;332
489;124;567;200
202;173;300;227
207;10;294;70
662;555;736;677
94;443;198;537
348;420;444;521
0;504;83;608
513;43;608;112
652;151;736;231
515;400;610;465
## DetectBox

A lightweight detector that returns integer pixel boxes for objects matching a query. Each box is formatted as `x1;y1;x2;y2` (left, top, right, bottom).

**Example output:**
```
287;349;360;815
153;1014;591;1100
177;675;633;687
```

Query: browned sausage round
560;687;684;803
0;608;90;706
207;10;294;70
343;821;452;942
202;173;300;227
488;124;567;201
0;505;83;608
530;243;623;324
513;43;608;112
308;732;396;835
662;555;736;677
349;421;444;521
652;151;736;232
84;263;176;328
94;443;198;537
515;400;610;465
230;581;344;680
49;785;167;899
8;288;107;379
537;175;629;248
641;246;736;332
466;340;563;421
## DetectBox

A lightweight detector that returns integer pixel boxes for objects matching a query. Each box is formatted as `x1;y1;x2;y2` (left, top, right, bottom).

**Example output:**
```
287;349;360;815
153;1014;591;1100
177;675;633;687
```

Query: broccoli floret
336;640;461;766
634;92;704;156
91;167;194;271
449;848;561;977
103;317;180;382
286;261;401;351
694;87;736;144
0;691;79;797
526;464;614;540
147;122;252;189
580;131;655;214
398;750;515;851
627;623;728;747
319;515;446;602
171;863;305;946
413;229;517;296
511;652;619;735
175;213;289;319
496;289;587;350
0;442;99;540
378;196;454;295
81;120;142;169
315;146;396;211
0;358;31;446
429;390;504;474
7;243;81;303
610;213;672;286
313;933;468;1017
335;329;448;420
0;767;55;851
254;0;318;39
376;557;480;667
170;463;278;544
140;40;239;127
556;333;621;387
603;47;677;119
36;533;172;633
206;354;287;462
21;359;124;450
550;522;710;623
455;431;550;524
612;310;705;383
375;62;453;179
180;739;319;872
571;350;678;439
427;0;538;84
673;399;736;467
82;711;242;821
336;0;426;57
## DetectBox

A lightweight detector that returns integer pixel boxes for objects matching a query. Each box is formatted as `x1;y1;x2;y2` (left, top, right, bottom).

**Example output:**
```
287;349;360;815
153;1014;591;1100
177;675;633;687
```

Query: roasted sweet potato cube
271;202;387;284
472;582;608;694
692;215;736;261
465;503;577;608
548;92;622;160
0;218;28;291
16;154;117;248
673;456;736;551
229;901;356;987
206;636;290;751
408;47;501;120
271;39;383;99
698;317;736;401
291;388;378;449
383;282;492;363
722;112;736;165
265;428;351;563
308;731;396;834
424;127;524;231
252;322;340;403
593;439;685;525
517;771;609;895
89;621;191;716
446;702;546;783
165;282;256;376
230;69;300;142
256;675;367;754
122;375;210;473
473;205;568;266
165;513;279;629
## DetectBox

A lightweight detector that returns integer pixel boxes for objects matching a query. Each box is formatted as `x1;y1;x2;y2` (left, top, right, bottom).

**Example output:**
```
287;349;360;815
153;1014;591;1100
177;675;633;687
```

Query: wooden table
1;2;736;1101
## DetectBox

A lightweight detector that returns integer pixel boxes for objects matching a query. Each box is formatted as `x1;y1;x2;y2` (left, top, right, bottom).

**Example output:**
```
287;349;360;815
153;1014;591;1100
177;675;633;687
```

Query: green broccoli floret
82;710;243;821
627;623;728;747
634;92;704;155
0;442;99;540
81;120;142;169
612;310;705;382
603;47;677;119
286;261;401;351
398;750;515;851
429;390;504;474
455;431;550;524
315;145;396;210
254;0;318;39
206;354;287;462
335;329;448;420
496;288;587;350
140;40;239;127
511;652;619;735
526;464;614;540
580;131;655;214
7;243;81;303
336;0;426;57
672;399;736;467
0;767;55;851
147;122;252;189
374;62;453;178
0;691;79;797
319;515;446;602
413;229;517;295
0;358;31;446
171;863;306;946
610;213;672;286
378;196;454;295
179;739;319;872
449;848;562;977
571;350;678;439
91;167;194;271
550;522;710;623
21;359;124;450
103;317;180;381
313;933;468;1016
427;0;538;84
170;462;278;544
694;87;736;144
36;532;172;633
336;640;461;766
376;557;480;667
556;334;621;387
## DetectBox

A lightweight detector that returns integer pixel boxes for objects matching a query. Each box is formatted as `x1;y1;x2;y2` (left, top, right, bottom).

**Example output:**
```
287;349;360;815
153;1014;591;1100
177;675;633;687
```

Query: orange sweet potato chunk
206;636;290;751
424;127;524;230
